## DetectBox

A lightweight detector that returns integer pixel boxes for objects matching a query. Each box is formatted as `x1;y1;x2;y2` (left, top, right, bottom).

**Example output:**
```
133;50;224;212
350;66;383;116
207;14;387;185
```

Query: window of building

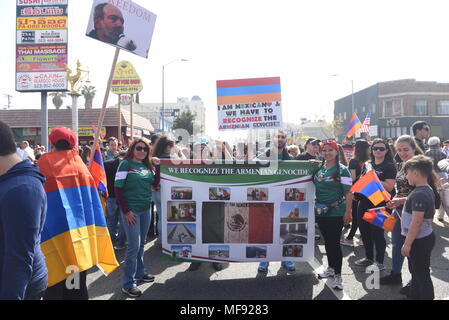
415;100;428;115
437;100;449;115
344;112;347;120
372;104;376;114
384;99;402;117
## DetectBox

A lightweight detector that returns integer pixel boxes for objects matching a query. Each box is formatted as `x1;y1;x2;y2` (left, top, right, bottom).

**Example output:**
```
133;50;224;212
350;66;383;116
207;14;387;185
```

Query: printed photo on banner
283;245;303;258
209;245;230;259
280;202;309;223
86;0;157;58
247;188;268;201
246;246;267;259
167;223;196;245
171;187;192;200
285;188;306;201
280;224;308;245
167;202;196;222
209;187;231;200
202;202;274;244
171;245;192;259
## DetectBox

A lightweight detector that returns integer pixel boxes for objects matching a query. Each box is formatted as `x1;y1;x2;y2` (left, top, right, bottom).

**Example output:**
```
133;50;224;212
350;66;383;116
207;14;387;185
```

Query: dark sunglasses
135;146;149;152
372;146;386;152
277;135;286;139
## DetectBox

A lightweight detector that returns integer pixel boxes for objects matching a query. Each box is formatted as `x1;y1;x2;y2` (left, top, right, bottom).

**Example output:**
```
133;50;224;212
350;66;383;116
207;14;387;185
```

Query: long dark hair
153;136;174;158
124;138;154;171
354;140;370;162
370;138;394;163
403;155;441;208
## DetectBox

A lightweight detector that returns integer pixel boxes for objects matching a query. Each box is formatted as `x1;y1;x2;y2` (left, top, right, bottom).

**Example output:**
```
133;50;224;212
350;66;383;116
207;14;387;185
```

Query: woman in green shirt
115;138;156;298
313;140;353;290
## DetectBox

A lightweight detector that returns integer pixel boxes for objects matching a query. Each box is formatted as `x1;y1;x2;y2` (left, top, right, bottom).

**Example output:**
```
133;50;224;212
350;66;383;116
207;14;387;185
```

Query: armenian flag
346;113;362;138
92;126;107;143
37;150;118;287
363;208;397;232
90;144;108;197
216;77;281;105
350;170;391;206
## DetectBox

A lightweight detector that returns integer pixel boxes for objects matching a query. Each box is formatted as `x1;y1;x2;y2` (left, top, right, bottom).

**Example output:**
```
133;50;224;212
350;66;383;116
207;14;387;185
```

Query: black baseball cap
305;137;321;146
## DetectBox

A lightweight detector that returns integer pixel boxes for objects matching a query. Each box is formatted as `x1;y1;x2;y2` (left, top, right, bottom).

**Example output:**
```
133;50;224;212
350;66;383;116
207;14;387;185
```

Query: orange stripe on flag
217;93;282;105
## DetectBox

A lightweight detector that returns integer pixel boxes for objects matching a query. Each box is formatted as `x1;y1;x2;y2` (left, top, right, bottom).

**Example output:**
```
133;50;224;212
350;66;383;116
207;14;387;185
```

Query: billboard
16;0;68;92
86;0;157;59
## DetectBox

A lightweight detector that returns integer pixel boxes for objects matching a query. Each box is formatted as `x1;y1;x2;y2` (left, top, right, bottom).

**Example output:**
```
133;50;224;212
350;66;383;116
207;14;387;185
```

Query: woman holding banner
114;138;157;298
353;139;397;270
313;140;353;290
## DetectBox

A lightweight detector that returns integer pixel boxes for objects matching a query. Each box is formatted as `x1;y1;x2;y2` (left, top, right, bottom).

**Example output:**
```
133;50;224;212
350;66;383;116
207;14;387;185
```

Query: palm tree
81;85;96;109
49;92;66;110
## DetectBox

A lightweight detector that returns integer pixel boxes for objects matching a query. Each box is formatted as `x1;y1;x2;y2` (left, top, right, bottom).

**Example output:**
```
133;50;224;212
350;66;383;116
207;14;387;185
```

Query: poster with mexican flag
160;160;320;263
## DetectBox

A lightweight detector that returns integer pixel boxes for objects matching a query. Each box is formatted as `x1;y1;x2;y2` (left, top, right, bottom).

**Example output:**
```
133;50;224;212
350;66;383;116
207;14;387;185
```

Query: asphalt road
87;217;449;301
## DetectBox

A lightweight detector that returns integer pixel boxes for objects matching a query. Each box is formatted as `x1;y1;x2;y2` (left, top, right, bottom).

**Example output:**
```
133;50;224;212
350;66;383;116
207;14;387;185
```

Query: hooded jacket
0;160;47;299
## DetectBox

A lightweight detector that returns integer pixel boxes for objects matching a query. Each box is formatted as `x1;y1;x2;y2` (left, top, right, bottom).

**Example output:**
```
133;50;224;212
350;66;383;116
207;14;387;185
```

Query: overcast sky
3;0;449;140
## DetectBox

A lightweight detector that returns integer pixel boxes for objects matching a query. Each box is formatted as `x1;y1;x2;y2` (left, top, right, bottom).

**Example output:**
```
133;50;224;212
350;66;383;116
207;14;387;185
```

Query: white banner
160;161;318;263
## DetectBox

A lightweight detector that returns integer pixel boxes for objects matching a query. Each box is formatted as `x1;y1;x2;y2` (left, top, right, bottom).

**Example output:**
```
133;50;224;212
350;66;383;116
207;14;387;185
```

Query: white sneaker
332;275;343;290
318;267;335;279
355;258;373;266
370;262;386;271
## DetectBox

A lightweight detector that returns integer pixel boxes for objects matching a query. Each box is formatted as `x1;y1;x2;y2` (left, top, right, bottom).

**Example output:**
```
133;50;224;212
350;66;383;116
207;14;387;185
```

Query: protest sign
111;61;143;94
16;0;68;92
217;77;283;131
86;0;157;58
161;160;319;263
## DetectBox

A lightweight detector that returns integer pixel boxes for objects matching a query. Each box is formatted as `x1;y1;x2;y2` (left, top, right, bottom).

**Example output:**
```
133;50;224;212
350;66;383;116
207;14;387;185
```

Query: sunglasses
135;146;149;152
277;135;286;139
372;146;386;152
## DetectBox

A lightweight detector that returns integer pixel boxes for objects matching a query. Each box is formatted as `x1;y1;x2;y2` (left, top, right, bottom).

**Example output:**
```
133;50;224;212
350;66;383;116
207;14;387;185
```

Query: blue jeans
120;209;151;289
153;189;162;238
106;198;126;246
392;209;405;275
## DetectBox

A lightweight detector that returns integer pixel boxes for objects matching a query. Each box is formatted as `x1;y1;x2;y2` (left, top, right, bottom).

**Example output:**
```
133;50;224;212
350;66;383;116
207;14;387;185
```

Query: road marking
308;258;353;300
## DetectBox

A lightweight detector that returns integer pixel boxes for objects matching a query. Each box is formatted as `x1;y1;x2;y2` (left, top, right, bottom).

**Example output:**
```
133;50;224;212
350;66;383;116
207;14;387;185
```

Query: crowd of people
1;119;449;300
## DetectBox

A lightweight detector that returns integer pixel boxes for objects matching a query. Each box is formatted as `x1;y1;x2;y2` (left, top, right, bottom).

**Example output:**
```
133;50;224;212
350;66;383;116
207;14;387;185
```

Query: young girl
381;135;423;287
313;140;353;290
401;155;439;300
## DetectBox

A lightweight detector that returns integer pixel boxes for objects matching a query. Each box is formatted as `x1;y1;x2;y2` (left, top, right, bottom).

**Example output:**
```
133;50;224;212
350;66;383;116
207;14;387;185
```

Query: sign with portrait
85;0;157;59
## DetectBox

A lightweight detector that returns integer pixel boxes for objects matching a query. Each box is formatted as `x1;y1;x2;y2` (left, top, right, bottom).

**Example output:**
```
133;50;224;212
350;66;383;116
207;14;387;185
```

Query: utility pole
3;94;12;109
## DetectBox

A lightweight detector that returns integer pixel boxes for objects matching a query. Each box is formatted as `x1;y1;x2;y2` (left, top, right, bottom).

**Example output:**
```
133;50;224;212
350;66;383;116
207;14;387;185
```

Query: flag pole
89;47;121;167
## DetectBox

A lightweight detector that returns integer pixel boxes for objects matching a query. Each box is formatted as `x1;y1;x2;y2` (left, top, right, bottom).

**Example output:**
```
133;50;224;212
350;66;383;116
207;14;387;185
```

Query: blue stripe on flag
41;185;106;243
217;84;281;97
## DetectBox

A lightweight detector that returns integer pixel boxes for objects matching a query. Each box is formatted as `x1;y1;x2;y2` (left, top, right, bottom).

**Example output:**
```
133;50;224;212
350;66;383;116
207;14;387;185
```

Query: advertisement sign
17;30;68;44
86;0;157;58
161;161;318;263
111;61;143;94
217;77;283;131
17;16;68;30
16;0;68;92
17;72;66;91
126;127;142;137
17;0;68;5
17;5;68;17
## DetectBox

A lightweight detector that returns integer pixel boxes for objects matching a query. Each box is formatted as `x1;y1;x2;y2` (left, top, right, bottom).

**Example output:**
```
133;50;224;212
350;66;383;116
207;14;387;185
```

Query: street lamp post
161;59;188;133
